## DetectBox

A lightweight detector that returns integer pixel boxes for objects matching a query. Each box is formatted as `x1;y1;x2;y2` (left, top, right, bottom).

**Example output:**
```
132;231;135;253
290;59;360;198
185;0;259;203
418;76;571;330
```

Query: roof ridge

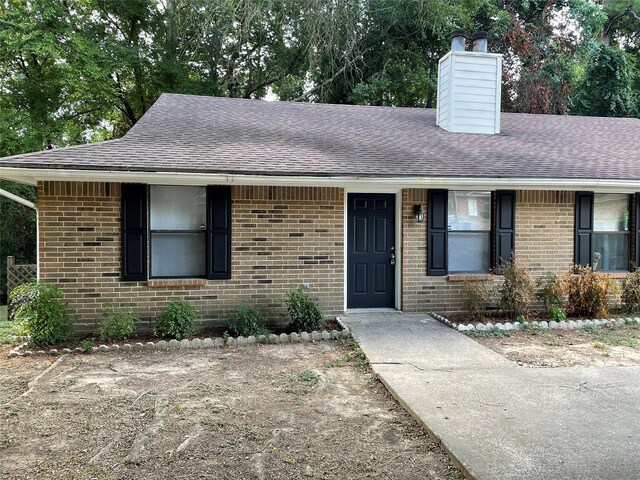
155;92;438;113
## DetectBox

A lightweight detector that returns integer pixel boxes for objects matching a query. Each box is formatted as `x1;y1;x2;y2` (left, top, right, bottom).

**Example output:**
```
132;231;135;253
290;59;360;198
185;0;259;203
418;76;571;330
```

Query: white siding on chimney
436;54;451;130
436;51;503;135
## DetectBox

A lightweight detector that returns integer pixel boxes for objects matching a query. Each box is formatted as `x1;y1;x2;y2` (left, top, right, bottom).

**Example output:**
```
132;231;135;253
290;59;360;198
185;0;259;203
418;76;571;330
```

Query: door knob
389;253;396;266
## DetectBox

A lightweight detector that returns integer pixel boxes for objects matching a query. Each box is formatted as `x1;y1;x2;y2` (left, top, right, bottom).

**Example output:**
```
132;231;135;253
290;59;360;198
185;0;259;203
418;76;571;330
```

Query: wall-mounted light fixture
413;204;424;223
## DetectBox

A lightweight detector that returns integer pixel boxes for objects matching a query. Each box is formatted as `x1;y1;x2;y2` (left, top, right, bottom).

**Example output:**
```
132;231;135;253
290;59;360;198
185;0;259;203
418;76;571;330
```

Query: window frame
427;189;514;276
148;185;208;280
591;193;631;273
120;183;232;282
447;190;492;274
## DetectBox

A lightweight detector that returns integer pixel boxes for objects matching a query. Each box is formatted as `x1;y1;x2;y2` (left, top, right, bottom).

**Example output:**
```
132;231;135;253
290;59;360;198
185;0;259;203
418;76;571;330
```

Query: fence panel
6;256;37;318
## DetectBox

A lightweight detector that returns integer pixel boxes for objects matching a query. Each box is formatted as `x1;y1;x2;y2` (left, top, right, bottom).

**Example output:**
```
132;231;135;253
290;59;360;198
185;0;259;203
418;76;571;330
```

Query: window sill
446;274;494;282
147;279;208;288
595;272;630;279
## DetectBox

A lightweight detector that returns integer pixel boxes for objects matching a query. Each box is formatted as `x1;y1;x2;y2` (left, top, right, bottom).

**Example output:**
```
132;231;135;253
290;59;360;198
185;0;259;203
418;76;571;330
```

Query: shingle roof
1;93;639;180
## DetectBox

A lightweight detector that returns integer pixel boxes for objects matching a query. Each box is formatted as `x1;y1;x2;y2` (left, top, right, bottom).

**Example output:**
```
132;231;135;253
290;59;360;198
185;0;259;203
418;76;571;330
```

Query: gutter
1;167;640;193
0;187;37;210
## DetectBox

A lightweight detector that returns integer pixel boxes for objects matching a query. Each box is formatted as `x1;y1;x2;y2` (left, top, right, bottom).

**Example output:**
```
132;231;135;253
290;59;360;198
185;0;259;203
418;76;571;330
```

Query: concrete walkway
341;313;640;480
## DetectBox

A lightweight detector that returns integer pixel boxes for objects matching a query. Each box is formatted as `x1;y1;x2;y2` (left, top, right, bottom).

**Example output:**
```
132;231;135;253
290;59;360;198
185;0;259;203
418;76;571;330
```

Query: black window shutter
207;185;232;280
636;193;640;269
574;191;594;267
495;190;516;269
427;189;448;276
121;183;147;281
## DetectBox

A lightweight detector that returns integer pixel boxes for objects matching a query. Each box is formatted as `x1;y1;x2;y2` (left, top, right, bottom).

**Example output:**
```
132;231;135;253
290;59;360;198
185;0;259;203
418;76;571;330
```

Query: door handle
389;253;396;266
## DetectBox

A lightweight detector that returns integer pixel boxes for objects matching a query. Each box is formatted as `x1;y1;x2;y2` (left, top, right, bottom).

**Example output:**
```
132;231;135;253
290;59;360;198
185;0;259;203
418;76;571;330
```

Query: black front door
347;193;396;309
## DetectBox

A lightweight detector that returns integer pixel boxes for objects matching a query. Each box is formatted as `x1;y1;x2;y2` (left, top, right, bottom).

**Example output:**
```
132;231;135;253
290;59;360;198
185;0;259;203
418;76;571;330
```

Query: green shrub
562;266;611;318
462;281;492;322
227;304;266;337
621;269;640;314
286;288;323;333
155;299;198;340
81;339;95;354
536;273;565;310
9;282;71;347
100;304;138;342
548;305;567;322
498;259;534;319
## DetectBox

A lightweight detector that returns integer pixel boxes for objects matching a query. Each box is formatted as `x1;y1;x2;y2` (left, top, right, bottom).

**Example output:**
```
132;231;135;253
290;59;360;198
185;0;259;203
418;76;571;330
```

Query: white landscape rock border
430;312;640;333
7;327;352;358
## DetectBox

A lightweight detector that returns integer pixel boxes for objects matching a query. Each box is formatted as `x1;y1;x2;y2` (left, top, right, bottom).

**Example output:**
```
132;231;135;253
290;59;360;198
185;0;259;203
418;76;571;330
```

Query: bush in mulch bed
12;318;344;354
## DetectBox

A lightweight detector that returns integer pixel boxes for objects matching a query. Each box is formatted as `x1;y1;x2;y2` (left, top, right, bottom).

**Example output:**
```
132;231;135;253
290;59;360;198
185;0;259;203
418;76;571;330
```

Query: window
575;192;632;272
447;191;491;273
121;184;231;281
427;189;515;276
150;186;207;278
593;194;630;272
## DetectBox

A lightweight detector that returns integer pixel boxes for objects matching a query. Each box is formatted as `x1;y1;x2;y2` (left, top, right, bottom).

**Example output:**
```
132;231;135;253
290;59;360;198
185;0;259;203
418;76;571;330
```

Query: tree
571;42;638;116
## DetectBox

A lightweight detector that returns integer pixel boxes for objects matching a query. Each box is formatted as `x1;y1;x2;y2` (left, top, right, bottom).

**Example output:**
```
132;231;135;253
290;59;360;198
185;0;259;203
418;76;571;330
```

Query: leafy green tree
571;42;638;116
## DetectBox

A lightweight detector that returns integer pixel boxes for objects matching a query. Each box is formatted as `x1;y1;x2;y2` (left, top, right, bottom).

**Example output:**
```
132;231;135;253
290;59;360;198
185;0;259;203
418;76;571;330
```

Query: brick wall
514;191;575;274
401;189;577;314
38;182;621;324
38;182;344;332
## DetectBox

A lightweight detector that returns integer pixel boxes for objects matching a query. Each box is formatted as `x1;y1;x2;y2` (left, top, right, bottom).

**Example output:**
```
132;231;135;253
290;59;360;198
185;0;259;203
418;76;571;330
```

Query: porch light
413;204;424;223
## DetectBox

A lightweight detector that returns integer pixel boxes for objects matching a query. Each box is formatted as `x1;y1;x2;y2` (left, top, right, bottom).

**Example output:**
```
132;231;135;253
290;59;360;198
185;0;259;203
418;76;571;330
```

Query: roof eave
1;167;639;193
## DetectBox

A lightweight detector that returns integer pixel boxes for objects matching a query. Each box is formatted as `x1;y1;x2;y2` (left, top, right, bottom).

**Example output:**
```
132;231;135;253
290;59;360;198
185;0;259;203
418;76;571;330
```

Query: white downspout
0;188;36;210
0;188;39;280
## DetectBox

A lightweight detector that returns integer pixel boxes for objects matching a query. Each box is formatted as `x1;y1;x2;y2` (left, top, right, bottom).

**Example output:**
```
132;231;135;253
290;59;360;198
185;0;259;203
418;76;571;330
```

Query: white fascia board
1;167;639;193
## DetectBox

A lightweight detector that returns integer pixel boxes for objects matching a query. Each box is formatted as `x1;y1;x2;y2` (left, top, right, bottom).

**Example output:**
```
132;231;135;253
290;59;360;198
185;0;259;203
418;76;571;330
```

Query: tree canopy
1;0;638;157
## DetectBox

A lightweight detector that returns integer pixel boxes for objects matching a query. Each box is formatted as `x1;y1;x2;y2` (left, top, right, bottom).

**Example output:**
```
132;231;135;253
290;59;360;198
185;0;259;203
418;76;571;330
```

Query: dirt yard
470;322;640;367
0;341;461;480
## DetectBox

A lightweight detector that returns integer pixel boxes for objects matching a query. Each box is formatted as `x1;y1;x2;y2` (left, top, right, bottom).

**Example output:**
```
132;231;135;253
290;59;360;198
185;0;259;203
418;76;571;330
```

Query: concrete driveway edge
372;364;477;480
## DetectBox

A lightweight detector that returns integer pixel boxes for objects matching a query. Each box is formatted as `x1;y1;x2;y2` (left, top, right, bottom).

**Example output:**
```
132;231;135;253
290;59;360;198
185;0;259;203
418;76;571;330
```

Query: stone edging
429;312;640;332
8;327;352;358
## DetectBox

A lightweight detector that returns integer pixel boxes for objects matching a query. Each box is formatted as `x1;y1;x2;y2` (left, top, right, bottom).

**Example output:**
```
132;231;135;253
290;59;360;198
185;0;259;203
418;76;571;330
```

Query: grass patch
344;339;368;369
281;369;319;396
0;305;7;322
0;316;20;346
593;331;638;348
325;340;368;369
582;323;639;348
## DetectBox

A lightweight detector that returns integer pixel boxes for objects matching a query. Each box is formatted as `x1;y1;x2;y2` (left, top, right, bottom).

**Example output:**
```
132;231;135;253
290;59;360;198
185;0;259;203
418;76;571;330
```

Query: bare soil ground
0;341;461;480
470;322;640;367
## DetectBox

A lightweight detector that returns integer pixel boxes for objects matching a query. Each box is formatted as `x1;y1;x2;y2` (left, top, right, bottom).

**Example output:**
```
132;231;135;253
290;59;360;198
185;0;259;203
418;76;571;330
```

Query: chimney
451;29;467;51
471;31;488;52
436;31;503;135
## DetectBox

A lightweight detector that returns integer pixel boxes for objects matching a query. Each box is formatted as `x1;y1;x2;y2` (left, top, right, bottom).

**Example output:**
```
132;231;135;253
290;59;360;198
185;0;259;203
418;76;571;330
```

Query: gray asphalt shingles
1;93;639;180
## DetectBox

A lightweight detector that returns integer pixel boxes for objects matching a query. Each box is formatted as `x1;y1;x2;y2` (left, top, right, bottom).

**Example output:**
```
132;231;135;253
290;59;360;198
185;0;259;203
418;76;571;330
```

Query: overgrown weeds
561;266;612;318
621;269;640;314
465;329;513;338
462;281;493;322
498;258;535;320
